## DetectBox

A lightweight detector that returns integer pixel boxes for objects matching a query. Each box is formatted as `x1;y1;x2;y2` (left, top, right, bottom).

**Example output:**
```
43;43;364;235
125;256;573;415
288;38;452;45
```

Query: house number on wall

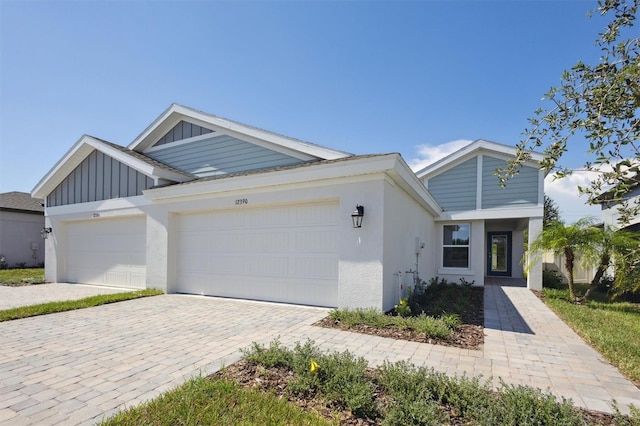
235;198;248;205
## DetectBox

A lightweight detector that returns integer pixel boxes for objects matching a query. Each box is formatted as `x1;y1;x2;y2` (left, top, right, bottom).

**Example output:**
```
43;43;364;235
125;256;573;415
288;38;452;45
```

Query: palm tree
528;218;640;302
527;218;595;301
580;225;640;301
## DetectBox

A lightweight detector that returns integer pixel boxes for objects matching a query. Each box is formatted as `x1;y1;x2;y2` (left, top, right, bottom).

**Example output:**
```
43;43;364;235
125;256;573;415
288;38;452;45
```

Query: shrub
241;339;293;369
475;380;584;426
394;298;411;317
543;269;563;289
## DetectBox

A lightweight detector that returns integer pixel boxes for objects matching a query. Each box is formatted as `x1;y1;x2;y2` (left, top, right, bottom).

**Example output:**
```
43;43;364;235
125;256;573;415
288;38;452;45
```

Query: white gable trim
32;136;191;199
129;104;351;161
415;139;544;180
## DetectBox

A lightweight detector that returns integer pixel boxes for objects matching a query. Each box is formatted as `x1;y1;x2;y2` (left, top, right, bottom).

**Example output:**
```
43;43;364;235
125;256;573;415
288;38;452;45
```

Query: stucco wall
0;211;45;267
382;179;435;312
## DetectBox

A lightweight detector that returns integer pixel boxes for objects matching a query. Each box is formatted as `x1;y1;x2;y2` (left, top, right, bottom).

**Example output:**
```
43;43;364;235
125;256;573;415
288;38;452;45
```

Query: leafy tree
543;195;561;227
498;0;640;225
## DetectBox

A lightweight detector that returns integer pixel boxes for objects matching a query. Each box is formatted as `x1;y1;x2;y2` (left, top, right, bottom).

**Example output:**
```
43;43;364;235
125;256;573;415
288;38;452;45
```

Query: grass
101;376;334;426
0;268;45;285
0;289;164;322
542;286;640;386
105;339;638;426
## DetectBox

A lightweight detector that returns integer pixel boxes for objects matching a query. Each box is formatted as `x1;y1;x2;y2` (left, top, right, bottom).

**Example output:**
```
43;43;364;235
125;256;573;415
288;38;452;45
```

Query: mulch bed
316;286;485;350
213;360;622;426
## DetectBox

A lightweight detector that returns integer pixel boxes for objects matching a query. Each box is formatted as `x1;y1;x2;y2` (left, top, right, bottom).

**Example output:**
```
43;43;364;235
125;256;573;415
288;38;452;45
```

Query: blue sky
0;0;611;221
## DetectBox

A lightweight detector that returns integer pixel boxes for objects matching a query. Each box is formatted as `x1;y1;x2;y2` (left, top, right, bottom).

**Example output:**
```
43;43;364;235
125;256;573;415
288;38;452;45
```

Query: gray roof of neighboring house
0;192;44;213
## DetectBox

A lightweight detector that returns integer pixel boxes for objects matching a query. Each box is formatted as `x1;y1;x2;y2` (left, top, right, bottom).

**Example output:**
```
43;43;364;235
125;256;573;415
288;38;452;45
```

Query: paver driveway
1;284;639;425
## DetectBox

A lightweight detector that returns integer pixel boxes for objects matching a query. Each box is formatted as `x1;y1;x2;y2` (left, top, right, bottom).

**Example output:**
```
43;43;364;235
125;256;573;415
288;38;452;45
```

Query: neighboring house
598;173;640;232
0;191;45;268
32;104;543;311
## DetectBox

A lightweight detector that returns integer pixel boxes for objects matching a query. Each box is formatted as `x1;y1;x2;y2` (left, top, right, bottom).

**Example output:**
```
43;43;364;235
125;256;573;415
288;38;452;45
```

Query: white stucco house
32;104;544;311
0;192;45;268
598;173;640;232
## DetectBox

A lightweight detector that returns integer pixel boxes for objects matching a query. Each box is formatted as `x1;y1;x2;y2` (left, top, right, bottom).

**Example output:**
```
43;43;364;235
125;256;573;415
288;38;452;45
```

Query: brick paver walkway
0;284;638;425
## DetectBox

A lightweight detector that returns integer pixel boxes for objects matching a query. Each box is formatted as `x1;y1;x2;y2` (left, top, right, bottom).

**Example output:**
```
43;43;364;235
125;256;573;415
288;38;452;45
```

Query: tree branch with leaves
498;0;640;225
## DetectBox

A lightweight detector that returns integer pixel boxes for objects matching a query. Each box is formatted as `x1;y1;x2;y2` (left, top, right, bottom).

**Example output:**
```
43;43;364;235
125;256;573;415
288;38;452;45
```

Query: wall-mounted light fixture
40;227;52;239
351;205;364;228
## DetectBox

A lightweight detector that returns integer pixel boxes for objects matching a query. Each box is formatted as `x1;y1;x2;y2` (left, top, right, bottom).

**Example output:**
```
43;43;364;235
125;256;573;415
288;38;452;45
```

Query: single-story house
0;191;45;268
32;104;543;311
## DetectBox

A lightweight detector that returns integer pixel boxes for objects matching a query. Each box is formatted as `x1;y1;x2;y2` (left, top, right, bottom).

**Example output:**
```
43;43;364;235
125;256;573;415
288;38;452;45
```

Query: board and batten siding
152;120;214;148
146;134;304;178
427;157;477;211
46;150;154;207
482;156;539;208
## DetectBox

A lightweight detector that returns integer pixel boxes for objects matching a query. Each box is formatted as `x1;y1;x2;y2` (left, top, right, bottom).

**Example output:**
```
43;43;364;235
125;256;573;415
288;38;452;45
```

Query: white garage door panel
65;217;146;289
176;202;339;307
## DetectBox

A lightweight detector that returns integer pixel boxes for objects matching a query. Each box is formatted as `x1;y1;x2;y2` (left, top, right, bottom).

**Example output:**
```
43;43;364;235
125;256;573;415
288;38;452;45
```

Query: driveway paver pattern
0;284;638;425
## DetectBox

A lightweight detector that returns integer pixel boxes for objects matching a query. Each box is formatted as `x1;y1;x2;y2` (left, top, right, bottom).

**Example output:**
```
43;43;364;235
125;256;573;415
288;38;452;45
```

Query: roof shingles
0;192;44;213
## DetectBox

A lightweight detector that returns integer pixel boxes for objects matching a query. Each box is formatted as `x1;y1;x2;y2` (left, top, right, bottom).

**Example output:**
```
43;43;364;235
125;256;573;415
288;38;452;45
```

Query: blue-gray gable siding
46;150;154;207
482;156;539;208
146;134;304;178
428;157;477;211
153;120;214;147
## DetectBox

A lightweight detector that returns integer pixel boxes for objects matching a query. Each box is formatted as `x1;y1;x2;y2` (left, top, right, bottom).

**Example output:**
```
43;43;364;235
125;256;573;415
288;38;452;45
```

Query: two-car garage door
175;202;339;307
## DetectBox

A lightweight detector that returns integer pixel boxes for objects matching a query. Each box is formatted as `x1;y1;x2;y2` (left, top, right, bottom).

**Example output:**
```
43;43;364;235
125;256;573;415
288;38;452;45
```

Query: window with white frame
443;223;470;268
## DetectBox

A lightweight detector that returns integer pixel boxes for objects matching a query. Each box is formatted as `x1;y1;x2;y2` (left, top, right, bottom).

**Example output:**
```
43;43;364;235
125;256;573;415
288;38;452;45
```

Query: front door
487;232;512;276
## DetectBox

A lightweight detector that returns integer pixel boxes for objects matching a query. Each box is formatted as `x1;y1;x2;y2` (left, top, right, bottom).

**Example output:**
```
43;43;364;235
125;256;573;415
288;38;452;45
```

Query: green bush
475;380;584;426
243;340;378;419
543;269;563;289
241;339;293;369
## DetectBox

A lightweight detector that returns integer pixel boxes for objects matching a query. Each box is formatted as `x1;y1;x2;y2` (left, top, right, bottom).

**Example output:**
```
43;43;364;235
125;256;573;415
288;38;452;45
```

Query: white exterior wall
527;217;543;290
382;178;435;312
0;211;45;267
601;192;640;230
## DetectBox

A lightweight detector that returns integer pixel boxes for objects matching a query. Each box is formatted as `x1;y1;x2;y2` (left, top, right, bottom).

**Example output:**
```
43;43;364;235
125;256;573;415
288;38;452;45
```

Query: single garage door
176;202;339;307
65;216;147;288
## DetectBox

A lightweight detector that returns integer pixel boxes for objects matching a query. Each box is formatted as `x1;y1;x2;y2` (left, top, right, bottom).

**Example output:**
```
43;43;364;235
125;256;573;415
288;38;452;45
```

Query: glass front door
487;231;512;276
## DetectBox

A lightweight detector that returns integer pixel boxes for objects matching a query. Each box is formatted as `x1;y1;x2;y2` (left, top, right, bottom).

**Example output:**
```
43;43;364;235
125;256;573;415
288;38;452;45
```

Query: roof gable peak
128;104;351;161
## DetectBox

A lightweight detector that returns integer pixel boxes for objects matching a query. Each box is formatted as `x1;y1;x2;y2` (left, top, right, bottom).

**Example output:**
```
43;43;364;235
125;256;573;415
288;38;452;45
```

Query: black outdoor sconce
41;227;52;239
351;205;364;228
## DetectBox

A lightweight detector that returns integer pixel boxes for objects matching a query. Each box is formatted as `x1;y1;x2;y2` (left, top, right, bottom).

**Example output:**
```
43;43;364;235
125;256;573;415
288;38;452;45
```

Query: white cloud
408;139;473;172
544;171;602;223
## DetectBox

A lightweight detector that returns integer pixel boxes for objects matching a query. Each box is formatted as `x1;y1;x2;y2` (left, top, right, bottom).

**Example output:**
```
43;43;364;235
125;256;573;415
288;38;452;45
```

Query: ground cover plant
318;277;484;349
0;289;163;322
104;339;640;425
539;284;640;386
0;267;45;285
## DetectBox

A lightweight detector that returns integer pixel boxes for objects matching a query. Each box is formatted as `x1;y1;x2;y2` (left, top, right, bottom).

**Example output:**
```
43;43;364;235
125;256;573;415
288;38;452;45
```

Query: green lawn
542;287;640;386
0;289;164;322
0;268;45;285
101;376;334;426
